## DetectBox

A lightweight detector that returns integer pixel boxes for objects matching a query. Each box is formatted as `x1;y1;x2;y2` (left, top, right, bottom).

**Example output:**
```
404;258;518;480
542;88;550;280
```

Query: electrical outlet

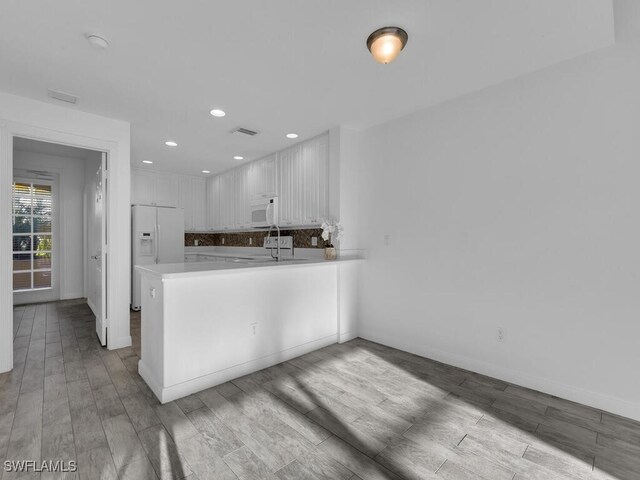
221;237;225;245
250;322;257;335
249;238;253;245
497;328;505;343
194;239;199;246
311;237;318;247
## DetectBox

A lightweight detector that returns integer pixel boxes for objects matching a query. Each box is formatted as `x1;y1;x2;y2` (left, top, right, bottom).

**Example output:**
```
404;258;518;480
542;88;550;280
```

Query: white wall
13;150;99;302
356;19;640;419
0;91;131;372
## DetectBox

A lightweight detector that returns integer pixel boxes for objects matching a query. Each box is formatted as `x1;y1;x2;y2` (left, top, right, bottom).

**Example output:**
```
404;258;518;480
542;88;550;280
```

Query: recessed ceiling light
202;170;211;174
142;160;153;164
233;156;244;160
165;141;178;147
87;34;110;50
366;27;408;64
210;109;226;117
286;133;298;139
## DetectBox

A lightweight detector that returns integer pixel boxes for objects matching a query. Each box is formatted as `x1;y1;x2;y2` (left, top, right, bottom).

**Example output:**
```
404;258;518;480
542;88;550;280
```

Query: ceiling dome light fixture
233;156;244;160
87;34;110;50
142;160;153;164
366;27;408;64
165;141;178;147
286;133;298;139
202;170;211;174
210;109;226;117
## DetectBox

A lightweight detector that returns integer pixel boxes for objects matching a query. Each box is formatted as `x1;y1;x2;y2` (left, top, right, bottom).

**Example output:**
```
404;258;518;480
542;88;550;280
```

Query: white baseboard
140;335;338;403
360;329;640;422
60;293;83;301
108;335;132;350
339;331;358;344
87;297;97;317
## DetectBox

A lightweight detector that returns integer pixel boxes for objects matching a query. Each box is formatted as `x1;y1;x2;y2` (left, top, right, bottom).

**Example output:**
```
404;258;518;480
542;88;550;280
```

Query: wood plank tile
318;435;402;480
138;424;193;480
185;407;243;457
175;395;205;415
101;413;147;468
116;456;159;480
176;433;236;480
77;445;118;480
375;437;445;480
306;406;386;457
223;445;279;480
70;405;108;453
120;392;161;432
154;402;199;442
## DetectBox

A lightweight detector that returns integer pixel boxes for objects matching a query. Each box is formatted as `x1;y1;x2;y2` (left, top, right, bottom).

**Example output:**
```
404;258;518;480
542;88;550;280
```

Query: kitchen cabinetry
218;170;235;229
249;153;277;199
131;170;206;231
206;175;220;230
203;131;330;231
234;163;251;228
191;179;207;230
131;171;156;205
278;132;329;226
301;133;329;225
277;144;304;226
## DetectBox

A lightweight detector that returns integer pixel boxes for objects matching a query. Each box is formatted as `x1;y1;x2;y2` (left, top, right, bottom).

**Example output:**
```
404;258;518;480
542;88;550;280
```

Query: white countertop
136;254;362;279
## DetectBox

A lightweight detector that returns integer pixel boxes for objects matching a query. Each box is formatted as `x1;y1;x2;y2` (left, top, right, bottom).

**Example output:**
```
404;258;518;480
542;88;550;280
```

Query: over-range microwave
251;196;278;227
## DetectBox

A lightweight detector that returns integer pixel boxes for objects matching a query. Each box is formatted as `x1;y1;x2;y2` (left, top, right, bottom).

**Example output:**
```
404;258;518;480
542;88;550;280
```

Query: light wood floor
2;302;639;480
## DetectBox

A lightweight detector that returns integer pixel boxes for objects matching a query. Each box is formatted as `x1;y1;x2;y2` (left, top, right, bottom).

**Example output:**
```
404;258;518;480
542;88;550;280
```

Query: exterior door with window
12;180;58;303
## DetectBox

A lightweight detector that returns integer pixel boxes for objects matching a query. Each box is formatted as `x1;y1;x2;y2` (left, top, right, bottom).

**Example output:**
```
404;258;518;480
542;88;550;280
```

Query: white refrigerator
131;205;184;311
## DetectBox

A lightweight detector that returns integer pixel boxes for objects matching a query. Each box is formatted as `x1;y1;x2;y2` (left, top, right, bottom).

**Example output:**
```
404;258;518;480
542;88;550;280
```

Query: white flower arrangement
321;220;344;247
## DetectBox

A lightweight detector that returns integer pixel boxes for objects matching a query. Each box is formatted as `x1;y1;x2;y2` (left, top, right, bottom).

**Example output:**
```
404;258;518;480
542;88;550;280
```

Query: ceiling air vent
231;127;259;137
48;89;79;104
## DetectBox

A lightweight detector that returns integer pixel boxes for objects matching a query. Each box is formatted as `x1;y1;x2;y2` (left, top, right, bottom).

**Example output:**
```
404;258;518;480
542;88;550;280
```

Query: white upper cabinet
178;177;195;230
131;169;207;231
277;144;304;226
277;132;329;227
131;171;155;205
301;133;329;225
176;130;332;232
249;154;277;200
155;176;178;207
206;175;220;230
234;163;251;228
191;178;207;231
218;170;235;229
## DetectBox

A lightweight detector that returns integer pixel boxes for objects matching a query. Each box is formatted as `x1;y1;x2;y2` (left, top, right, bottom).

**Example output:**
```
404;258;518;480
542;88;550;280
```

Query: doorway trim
1;119;130;372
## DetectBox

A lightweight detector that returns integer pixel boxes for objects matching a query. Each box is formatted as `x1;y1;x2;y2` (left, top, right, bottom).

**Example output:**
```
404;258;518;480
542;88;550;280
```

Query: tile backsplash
185;228;328;249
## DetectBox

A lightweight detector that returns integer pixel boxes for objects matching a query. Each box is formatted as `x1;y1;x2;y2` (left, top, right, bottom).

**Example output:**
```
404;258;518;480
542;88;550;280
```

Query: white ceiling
0;0;614;175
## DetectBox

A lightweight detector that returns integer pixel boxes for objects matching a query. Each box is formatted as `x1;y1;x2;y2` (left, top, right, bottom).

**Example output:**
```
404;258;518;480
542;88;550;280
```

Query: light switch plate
311;237;318;246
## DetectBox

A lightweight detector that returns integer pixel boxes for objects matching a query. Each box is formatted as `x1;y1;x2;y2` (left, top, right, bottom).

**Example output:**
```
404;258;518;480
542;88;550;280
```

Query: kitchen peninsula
136;255;360;403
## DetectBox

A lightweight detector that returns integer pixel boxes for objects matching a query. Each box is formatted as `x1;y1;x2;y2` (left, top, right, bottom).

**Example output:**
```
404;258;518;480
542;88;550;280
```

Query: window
12;181;53;291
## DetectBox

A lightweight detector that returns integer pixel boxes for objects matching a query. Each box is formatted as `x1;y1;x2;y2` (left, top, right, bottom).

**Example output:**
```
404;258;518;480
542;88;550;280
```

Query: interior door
92;154;108;346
